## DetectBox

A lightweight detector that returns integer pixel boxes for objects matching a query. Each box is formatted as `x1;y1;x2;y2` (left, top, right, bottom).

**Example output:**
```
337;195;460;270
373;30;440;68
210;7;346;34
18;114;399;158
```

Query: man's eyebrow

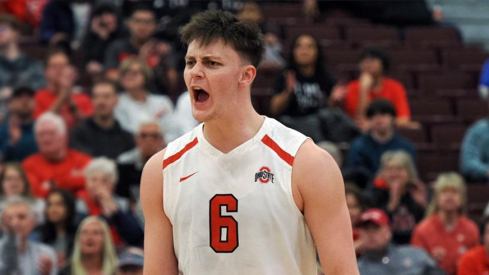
201;55;223;61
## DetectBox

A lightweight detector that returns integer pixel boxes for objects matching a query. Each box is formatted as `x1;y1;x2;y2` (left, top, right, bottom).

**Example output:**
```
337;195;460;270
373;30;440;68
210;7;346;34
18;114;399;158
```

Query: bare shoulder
140;149;167;208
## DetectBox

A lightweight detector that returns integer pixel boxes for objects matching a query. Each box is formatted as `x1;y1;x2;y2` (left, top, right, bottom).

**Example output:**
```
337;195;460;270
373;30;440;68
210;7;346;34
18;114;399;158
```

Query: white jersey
163;117;317;274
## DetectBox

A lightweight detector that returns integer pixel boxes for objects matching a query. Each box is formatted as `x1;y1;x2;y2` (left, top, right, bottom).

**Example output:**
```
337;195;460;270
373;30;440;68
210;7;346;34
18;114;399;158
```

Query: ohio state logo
254;167;274;184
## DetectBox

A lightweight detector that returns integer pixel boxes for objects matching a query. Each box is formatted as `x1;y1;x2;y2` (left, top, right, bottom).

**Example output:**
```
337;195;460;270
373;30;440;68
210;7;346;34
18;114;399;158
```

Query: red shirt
34;89;93;129
411;215;480;275
0;0;48;26
345;77;411;119
458;246;489;275
22;149;92;198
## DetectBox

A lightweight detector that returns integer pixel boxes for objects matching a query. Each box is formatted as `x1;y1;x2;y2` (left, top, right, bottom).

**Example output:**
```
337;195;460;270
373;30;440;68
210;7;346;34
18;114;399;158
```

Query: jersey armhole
288;137;312;218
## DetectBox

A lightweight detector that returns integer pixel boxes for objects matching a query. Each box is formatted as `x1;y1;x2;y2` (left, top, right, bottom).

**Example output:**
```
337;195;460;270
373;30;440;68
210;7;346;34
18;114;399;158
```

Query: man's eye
186;61;195;66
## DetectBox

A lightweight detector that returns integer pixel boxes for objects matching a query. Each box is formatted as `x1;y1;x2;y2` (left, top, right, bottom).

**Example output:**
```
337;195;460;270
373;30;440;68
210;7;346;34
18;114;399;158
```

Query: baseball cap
118;247;144;268
359;208;390;227
11;87;34;99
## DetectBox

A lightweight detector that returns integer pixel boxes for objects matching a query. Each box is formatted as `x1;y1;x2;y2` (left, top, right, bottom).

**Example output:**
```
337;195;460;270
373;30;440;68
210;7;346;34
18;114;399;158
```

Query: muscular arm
293;140;359;274
141;149;178;274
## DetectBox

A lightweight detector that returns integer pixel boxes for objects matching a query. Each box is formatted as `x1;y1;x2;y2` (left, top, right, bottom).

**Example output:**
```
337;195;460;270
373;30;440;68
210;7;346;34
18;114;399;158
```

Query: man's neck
82;254;103;272
127;89;147;102
93;114;115;129
371;128;394;143
297;64;315;78
45;149;68;162
203;102;264;154
130;36;148;50
0;43;21;60
438;211;459;229
18;237;28;253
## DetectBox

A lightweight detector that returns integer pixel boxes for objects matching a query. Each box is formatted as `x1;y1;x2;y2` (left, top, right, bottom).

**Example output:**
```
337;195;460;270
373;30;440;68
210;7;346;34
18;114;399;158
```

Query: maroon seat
253;68;278;89
398;127;427;144
324;49;362;70
442;49;489;72
286;25;341;42
457;99;488;122
467;185;489;222
388;49;439;72
345;26;400;46
409;98;453;117
417;152;459;182
405;27;462;47
260;3;303;19
387;72;415;89
430;124;467;148
417;72;476;94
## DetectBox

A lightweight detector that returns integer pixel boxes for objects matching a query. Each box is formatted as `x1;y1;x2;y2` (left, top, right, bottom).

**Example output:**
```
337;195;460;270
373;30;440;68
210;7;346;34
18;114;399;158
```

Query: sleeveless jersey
163;117;317;274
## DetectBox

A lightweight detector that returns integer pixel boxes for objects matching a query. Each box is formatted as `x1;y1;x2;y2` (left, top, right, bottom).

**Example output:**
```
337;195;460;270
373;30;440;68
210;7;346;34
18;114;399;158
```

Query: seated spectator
345;184;367;256
0;196;57;274
77;157;144;247
114;57;176;140
458;216;489;274
34;49;93;129
357;208;443;275
347;100;416;177
0;87;38;161
412;172;479;275
117;118;165;199
39;0;74;47
0;15;45;120
270;34;358;142
70;79;135;159
460;112;489;183
116;247;144;275
0;163;45;224
81;2;124;76
343;48;415;129
38;189;77;269
22;113;92;198
104;6;176;93
59;216;118;275
368;150;425;244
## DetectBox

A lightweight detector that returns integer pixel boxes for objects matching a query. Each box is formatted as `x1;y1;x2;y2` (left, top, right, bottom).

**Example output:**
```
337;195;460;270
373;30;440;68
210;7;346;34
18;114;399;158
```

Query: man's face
45;53;70;85
8;94;35;119
369;113;394;134
360;57;383;77
136;124;165;158
92;83;118;119
35;121;66;157
438;187;462;213
184;39;246;123
128;11;156;42
117;265;143;275
0;24;18;47
3;204;35;238
360;223;391;251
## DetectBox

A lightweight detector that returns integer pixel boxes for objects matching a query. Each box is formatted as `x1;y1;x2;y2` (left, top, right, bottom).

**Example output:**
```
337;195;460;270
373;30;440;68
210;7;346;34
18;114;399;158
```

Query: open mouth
193;88;209;103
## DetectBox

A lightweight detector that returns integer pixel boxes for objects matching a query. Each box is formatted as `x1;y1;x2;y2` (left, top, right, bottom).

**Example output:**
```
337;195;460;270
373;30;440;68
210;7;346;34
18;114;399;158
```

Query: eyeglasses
139;133;161;139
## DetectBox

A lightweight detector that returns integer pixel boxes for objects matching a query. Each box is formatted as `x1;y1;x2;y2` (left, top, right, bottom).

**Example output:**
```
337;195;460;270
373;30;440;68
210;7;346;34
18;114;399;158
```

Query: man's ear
238;65;257;88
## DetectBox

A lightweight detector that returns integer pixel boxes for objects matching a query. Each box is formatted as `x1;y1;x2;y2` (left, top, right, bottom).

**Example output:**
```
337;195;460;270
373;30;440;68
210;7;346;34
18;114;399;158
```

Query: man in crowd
458;216;489;274
116;247;144;275
34;49;93;129
357;208;443;275
0;196;57;275
70;79;134;159
117;118;165;199
22;112;92;198
347;99;416;178
0;86;38;161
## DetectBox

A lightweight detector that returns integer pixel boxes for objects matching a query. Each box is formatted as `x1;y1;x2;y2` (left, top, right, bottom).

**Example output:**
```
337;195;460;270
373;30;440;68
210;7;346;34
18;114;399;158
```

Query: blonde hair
118;57;153;84
426;172;467;217
70;216;118;275
378;150;418;182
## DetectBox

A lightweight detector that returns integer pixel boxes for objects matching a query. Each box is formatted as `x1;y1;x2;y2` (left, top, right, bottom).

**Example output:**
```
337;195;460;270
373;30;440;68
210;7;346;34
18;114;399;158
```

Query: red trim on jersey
261;135;294;166
163;137;199;169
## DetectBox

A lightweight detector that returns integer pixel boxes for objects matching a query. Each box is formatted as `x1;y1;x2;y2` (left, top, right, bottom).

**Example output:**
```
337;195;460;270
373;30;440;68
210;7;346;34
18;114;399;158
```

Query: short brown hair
44;48;71;66
0;15;20;32
91;77;119;96
181;10;265;68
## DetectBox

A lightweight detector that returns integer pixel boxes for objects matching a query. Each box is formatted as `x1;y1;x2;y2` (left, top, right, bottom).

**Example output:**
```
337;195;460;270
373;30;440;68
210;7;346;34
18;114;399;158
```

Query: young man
141;10;358;274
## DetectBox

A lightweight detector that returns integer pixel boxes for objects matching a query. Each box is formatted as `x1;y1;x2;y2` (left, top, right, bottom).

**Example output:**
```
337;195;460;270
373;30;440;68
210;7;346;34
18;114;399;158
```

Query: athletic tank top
163;117;317;274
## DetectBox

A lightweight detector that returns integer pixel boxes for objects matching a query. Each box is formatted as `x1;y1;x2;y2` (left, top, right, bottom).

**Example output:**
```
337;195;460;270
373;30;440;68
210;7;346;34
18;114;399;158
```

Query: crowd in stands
0;0;489;274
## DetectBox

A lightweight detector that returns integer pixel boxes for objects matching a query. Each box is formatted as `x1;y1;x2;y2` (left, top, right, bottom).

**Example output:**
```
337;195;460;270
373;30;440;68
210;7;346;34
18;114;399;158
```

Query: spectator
59;216;118;275
0;163;45;223
0;15;45;119
117;118;165;199
343;48;416;129
412;172;479;275
0;0;49;29
479;58;489;100
70;79;135;159
345;184;367;256
114;57;177;141
357;208;443;275
22;112;92;198
34;49;93;129
347;99;416;177
173;91;198;135
368;150;425;244
77;157;144;247
270;34;358;142
460;110;489;183
0;196;57;274
115;247;144;275
81;2;124;76
104;6;176;93
0;87;38;161
38;189;78;270
458;216;489;274
39;0;75;48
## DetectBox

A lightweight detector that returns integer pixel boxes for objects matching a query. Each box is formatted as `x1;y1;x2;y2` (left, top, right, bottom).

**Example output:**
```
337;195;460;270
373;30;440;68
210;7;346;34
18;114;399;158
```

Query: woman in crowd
0;162;44;223
59;216;118;275
76;157;144;247
411;172;479;275
38;189;78;269
368;150;426;244
345;183;366;256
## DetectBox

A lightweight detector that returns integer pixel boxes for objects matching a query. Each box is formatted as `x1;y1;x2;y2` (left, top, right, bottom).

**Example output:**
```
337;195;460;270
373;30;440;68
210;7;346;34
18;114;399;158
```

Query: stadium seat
442;49;489;72
404;27;462;47
456;99;488;122
398;127;427;144
345;26;400;47
417;72;476;94
388;49;440;72
386;72;415;89
417;152;459;181
409;98;453;117
260;3;303;19
466;185;489;222
286;25;342;42
430;124;468;149
324;49;362;70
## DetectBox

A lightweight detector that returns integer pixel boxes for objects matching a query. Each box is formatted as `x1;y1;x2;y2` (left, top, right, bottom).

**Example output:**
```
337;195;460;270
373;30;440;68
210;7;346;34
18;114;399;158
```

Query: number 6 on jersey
209;194;239;253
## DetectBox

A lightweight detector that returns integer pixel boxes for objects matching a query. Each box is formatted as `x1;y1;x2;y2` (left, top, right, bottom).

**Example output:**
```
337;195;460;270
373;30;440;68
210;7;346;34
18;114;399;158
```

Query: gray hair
136;115;163;136
35;112;67;135
2;195;35;218
84;157;119;184
378;150;418;182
